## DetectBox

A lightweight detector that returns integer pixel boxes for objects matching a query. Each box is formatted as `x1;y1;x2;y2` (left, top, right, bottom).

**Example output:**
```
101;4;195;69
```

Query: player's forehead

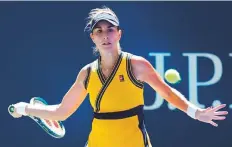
93;20;115;29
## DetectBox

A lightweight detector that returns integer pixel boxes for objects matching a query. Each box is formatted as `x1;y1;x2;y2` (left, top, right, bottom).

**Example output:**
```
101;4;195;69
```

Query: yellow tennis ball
164;69;181;84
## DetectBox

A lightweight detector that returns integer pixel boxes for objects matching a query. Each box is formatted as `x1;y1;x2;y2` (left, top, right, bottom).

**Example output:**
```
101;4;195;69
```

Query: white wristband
187;105;198;119
15;103;28;116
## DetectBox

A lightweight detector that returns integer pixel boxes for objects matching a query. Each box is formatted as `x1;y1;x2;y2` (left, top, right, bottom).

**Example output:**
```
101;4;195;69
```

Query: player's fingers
8;105;22;118
213;116;226;120
214;111;228;116
209;121;218;127
10;112;22;118
205;107;212;112
213;104;226;111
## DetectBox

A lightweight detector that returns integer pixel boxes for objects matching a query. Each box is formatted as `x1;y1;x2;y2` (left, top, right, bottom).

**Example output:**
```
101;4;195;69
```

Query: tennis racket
8;97;66;138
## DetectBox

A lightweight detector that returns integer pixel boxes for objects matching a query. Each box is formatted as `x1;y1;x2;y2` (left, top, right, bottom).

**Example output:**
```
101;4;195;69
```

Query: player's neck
100;49;121;70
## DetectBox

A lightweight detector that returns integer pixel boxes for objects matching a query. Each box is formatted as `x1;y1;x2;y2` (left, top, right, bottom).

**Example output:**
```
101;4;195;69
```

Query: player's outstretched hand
196;104;228;127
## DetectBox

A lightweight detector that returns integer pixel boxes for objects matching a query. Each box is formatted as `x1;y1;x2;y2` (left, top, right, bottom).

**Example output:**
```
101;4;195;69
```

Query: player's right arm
12;64;90;121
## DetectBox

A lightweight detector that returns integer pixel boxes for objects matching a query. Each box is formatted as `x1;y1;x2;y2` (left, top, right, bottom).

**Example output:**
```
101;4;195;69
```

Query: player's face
90;20;121;52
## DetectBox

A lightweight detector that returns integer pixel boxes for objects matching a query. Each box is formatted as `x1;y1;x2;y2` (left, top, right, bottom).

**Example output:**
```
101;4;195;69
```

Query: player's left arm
131;55;228;127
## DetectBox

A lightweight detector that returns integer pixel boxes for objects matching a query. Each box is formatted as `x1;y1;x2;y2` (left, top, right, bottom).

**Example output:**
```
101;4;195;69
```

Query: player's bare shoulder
76;63;92;84
130;54;150;72
128;53;154;82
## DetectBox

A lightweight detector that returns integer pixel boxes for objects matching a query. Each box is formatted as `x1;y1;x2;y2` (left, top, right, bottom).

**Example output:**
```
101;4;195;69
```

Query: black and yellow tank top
84;51;144;113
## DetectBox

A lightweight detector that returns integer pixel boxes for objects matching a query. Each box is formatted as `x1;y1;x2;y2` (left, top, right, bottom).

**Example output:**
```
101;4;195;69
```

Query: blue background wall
1;2;232;147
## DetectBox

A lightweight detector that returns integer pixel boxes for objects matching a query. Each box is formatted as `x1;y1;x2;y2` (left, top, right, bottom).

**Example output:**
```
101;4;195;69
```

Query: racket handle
8;105;15;114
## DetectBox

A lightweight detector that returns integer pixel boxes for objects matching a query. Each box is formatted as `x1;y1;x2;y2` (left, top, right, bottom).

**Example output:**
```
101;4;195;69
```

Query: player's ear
118;29;122;40
90;33;95;43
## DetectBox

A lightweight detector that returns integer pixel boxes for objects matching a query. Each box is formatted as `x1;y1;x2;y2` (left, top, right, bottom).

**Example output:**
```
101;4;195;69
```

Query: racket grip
8;105;15;114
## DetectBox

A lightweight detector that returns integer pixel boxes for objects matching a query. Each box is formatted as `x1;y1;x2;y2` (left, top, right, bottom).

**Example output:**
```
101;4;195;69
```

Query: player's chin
101;44;113;49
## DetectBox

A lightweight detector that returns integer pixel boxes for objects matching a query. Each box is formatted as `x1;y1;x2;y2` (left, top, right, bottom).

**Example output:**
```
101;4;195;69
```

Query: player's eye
97;30;102;33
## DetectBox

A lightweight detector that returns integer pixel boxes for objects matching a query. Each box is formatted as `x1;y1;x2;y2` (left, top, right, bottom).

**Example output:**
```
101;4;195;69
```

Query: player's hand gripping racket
8;97;65;138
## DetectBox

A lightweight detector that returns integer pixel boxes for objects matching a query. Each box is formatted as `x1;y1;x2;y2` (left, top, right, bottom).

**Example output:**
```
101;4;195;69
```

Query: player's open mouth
102;43;111;45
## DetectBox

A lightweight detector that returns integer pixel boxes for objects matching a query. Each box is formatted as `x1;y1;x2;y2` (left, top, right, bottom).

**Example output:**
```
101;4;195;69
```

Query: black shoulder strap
84;64;91;90
126;53;144;89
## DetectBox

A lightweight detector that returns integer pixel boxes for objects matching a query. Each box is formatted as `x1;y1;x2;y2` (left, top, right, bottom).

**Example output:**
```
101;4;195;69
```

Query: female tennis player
10;6;228;147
